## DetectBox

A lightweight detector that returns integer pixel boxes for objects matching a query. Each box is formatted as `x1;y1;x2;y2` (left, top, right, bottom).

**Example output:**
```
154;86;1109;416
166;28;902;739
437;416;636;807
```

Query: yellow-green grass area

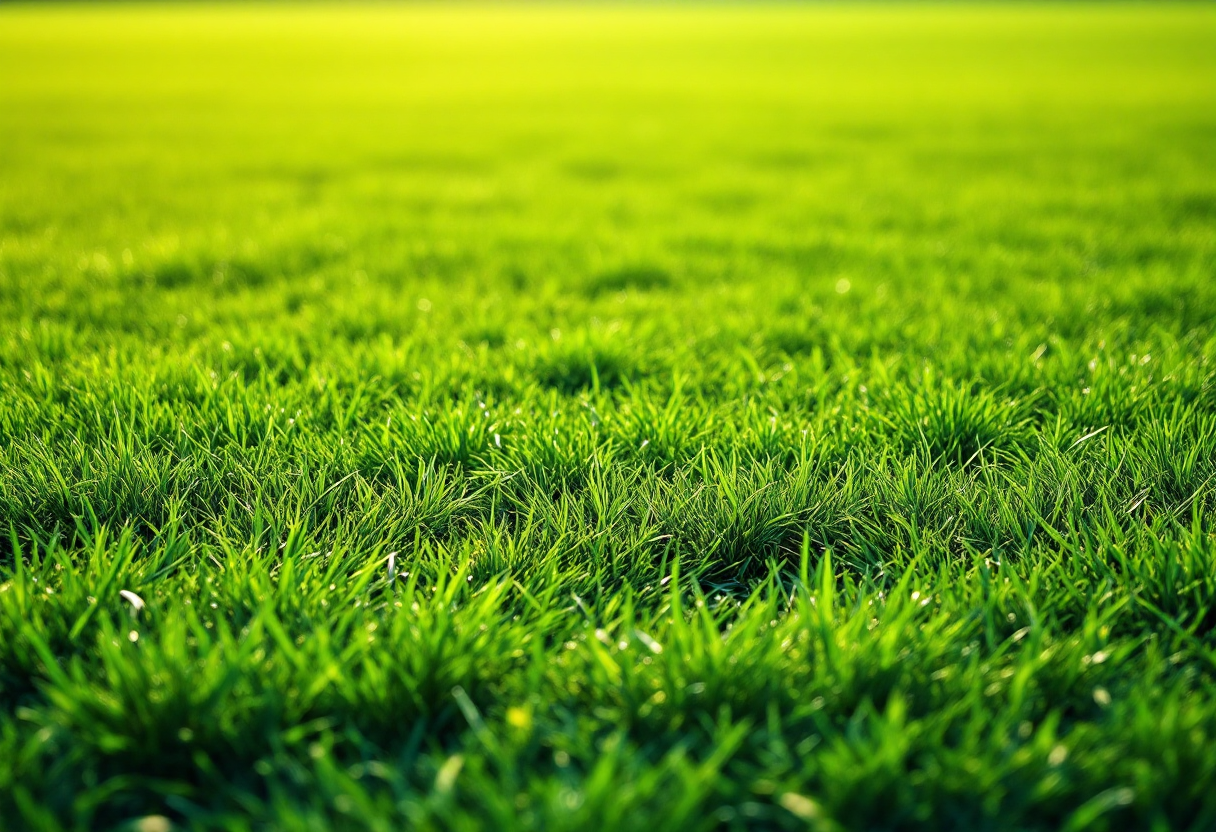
2;3;1215;829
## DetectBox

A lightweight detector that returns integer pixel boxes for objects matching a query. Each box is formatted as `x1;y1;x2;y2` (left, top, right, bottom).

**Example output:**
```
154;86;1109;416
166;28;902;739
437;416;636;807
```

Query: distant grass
2;3;1215;830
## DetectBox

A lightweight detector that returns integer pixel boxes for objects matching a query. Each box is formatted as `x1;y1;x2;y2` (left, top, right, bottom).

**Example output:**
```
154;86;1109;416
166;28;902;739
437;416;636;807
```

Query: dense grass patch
2;3;1215;829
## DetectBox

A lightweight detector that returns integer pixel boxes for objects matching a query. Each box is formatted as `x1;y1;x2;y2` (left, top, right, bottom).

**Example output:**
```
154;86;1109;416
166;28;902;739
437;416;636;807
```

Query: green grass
2;2;1215;829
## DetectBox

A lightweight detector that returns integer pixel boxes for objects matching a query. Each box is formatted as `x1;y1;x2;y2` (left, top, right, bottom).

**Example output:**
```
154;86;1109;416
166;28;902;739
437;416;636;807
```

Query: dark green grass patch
1;3;1215;830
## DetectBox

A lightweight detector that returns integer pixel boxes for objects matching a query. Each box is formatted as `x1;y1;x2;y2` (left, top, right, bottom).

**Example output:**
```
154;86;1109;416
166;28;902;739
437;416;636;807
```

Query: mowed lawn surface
2;3;1215;829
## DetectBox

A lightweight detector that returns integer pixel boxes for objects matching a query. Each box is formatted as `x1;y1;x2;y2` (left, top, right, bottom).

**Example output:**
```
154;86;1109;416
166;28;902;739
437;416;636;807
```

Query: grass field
2;3;1215;829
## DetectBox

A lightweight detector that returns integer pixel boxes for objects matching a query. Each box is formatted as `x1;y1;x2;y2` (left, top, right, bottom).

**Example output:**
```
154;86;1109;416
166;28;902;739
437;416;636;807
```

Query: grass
1;2;1215;829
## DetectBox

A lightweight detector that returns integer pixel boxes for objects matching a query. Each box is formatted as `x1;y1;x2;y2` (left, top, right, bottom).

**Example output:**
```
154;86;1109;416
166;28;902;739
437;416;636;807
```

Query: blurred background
2;4;1212;349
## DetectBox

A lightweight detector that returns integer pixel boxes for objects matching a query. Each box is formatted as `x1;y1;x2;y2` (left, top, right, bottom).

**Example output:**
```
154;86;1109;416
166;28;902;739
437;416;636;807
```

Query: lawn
1;2;1215;829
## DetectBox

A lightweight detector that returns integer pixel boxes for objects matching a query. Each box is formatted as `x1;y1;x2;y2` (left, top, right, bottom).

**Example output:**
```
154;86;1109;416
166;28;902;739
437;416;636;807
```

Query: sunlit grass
2;3;1215;829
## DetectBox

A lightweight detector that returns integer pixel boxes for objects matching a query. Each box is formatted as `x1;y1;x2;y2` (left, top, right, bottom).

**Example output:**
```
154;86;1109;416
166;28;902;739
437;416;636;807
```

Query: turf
1;2;1215;830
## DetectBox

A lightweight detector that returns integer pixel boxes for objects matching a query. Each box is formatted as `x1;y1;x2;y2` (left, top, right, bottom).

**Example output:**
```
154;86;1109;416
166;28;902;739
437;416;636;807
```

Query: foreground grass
2;3;1215;829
